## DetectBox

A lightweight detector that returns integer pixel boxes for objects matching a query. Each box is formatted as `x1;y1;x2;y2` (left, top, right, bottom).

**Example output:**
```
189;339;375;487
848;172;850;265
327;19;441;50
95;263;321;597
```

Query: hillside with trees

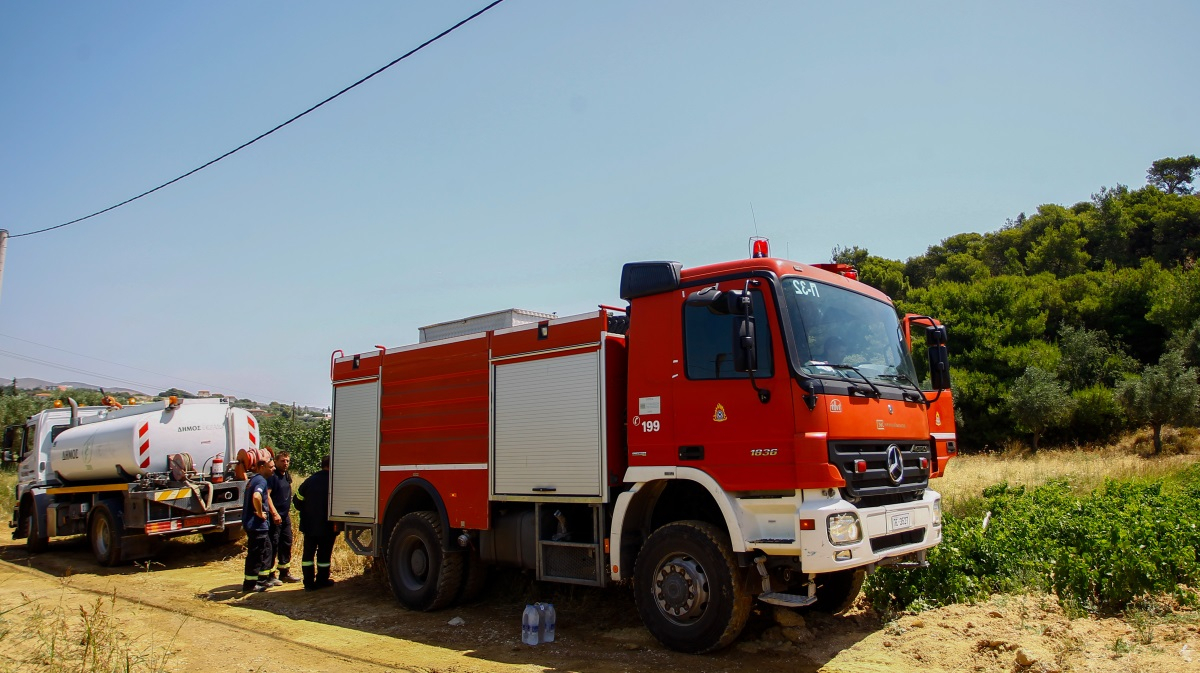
839;154;1200;451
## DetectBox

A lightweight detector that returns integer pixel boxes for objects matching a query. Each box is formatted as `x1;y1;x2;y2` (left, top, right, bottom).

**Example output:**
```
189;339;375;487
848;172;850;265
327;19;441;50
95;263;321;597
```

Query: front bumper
737;488;942;574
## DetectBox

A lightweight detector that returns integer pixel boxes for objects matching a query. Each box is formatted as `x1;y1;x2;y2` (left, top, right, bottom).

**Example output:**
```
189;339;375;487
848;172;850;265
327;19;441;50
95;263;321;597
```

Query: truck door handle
344;511;360;515
678;446;704;461
532;487;557;492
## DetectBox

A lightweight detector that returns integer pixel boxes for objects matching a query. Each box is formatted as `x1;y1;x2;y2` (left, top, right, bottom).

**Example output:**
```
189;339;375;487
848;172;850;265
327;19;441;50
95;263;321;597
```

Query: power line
0;348;166;393
11;0;508;239
0;332;282;401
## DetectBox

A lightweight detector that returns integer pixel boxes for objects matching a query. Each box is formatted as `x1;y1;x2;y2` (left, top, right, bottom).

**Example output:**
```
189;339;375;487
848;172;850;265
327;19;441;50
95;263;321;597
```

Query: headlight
933;498;942;527
827;513;862;545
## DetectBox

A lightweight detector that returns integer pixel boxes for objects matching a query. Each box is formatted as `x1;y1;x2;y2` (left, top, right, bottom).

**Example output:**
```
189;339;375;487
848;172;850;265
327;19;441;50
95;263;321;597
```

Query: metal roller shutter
493;351;602;497
330;382;380;520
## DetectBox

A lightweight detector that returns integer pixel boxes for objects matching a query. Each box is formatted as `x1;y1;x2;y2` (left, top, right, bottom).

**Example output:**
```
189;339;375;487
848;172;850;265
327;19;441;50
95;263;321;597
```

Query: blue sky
0;1;1195;407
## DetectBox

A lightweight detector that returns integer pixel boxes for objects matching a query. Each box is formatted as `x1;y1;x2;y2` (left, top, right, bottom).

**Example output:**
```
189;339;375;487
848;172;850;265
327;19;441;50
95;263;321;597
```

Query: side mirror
733;316;758;372
926;325;951;390
1;426;15;451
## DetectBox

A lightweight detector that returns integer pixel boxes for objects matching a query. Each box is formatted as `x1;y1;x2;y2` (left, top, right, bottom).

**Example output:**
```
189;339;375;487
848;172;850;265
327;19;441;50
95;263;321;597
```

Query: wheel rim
93;516;111;557
398;534;431;591
651;553;710;625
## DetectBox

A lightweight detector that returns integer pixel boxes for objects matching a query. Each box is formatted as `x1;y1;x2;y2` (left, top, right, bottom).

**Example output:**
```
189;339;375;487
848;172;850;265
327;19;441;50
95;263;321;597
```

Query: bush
1062;385;1126;442
865;470;1200;614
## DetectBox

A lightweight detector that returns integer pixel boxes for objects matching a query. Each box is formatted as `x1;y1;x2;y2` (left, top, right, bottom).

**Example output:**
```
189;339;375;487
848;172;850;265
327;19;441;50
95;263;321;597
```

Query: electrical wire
0;348;167;393
10;0;508;239
0;332;282;401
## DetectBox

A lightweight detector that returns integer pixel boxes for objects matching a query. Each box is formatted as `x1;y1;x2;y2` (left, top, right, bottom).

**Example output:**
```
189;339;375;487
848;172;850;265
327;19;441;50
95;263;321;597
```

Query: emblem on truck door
713;404;728;422
886;444;905;484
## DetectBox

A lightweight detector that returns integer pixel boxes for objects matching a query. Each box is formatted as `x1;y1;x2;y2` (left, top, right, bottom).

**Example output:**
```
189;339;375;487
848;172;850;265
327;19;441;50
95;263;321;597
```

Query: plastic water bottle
521;604;541;645
539;602;556;643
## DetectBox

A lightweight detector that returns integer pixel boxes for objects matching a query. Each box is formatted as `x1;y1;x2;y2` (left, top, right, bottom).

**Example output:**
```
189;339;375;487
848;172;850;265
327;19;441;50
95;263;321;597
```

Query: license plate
890;512;911;531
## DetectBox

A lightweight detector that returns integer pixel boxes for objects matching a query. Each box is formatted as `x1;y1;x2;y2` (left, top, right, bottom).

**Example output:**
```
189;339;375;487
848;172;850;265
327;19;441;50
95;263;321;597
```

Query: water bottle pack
521;602;556;645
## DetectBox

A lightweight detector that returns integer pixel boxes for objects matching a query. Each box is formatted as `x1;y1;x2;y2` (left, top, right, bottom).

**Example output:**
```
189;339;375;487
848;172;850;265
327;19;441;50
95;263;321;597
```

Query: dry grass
936;428;1200;513
0;584;180;673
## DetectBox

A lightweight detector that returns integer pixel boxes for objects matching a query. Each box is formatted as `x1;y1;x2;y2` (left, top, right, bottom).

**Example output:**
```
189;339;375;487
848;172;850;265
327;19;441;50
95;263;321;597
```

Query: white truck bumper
737;488;942;574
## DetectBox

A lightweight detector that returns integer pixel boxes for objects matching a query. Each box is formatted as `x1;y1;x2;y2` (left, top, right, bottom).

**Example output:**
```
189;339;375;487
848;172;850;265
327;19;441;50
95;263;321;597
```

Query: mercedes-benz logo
885;444;905;484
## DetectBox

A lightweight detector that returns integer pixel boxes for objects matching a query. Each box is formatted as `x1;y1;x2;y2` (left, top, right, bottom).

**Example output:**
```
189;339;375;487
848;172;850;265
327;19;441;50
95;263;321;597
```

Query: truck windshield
781;276;919;388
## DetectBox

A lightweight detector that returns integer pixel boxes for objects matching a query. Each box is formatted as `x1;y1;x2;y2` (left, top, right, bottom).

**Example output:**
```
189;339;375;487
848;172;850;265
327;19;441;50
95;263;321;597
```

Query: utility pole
0;229;8;306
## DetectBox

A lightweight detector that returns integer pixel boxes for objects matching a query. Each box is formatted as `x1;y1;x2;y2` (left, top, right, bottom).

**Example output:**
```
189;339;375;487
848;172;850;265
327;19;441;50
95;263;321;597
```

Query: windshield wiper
818;363;882;398
877;373;930;406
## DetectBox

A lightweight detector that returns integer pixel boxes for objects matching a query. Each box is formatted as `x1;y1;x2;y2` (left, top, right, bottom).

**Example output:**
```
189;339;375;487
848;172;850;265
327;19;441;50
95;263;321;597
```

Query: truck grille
828;440;931;508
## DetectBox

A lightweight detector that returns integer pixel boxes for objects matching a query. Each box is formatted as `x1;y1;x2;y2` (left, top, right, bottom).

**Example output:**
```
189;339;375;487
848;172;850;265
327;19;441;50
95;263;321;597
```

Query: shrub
1062;385;1126;442
865;470;1200;614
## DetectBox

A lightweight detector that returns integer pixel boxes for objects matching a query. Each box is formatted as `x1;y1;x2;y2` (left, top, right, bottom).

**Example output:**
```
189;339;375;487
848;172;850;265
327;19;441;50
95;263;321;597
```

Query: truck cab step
757;591;818;608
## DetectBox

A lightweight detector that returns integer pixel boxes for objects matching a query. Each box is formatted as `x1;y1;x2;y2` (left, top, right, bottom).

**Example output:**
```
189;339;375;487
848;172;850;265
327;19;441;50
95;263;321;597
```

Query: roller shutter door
330;382;380;520
493;351;602;497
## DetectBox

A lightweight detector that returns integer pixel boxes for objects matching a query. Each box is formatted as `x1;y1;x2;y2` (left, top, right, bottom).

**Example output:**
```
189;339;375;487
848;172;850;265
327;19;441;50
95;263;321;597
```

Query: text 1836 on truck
4;397;261;565
329;240;957;653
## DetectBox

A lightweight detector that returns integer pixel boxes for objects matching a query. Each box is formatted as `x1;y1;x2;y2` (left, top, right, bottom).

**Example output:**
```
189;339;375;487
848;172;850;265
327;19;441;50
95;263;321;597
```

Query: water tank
49;400;259;483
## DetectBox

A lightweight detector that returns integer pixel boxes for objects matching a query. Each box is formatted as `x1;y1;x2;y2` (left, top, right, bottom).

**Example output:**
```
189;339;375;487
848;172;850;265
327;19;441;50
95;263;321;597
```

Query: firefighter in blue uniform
241;457;275;592
294;454;338;590
265;450;298;584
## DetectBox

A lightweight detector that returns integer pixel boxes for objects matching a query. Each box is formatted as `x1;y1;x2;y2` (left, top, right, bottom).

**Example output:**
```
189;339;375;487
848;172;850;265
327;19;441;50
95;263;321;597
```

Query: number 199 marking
642;420;661;433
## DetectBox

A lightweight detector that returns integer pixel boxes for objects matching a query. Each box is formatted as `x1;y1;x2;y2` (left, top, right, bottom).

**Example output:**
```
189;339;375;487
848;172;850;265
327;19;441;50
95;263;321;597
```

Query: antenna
749;202;760;236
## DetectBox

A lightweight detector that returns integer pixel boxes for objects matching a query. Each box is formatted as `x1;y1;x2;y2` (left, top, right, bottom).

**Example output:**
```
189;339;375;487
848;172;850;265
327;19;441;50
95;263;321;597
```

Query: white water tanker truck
3;397;262;565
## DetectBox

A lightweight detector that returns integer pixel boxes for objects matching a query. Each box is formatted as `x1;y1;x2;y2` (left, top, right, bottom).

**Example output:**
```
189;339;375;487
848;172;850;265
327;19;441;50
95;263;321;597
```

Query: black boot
315;564;335;589
302;563;316;591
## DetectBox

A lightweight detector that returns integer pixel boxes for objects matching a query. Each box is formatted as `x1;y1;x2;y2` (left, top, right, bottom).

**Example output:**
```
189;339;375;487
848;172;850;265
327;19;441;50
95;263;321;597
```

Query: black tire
456;549;489;604
89;506;123;566
22;505;48;553
798;568;866;615
386;511;463;611
633;521;751;654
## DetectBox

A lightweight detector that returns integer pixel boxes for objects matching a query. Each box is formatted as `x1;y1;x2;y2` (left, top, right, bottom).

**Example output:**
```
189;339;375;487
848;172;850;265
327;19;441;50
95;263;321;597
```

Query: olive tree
1005;366;1076;451
1117;350;1200;454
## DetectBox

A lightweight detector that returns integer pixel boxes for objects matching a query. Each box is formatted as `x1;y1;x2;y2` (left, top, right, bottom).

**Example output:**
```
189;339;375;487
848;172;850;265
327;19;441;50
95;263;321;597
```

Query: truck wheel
22;506;48;553
386;511;463;611
633;520;751;654
800;568;866;615
89;506;124;566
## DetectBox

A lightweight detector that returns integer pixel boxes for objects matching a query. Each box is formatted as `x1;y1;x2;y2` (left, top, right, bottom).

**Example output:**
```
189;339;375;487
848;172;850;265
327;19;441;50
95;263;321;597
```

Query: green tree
832;245;911;298
1147;155;1200;195
1025;215;1090;277
1005;366;1076;451
1057;325;1136;389
261;416;330;474
1117;350;1200;454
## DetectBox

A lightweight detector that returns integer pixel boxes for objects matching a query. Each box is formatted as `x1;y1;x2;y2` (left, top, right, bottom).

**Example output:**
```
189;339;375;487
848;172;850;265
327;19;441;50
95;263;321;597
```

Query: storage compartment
330;381;380;522
491;350;606;499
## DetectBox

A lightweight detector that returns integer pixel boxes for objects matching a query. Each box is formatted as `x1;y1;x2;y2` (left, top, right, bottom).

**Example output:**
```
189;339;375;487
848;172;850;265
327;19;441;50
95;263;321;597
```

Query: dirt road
0;535;1195;672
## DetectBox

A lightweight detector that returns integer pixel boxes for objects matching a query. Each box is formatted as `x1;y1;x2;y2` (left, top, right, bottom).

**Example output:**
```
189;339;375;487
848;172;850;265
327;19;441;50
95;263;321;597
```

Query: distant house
197;390;211;398
33;393;53;398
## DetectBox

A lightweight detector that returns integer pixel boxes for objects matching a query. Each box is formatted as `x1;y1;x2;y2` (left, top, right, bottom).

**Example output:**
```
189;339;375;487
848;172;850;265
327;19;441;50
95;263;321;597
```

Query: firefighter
241;456;276;593
264;450;298;585
294;454;338;590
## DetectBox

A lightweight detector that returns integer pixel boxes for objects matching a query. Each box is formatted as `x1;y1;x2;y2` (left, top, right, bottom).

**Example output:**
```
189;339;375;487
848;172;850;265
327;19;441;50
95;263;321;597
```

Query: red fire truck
328;241;956;653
